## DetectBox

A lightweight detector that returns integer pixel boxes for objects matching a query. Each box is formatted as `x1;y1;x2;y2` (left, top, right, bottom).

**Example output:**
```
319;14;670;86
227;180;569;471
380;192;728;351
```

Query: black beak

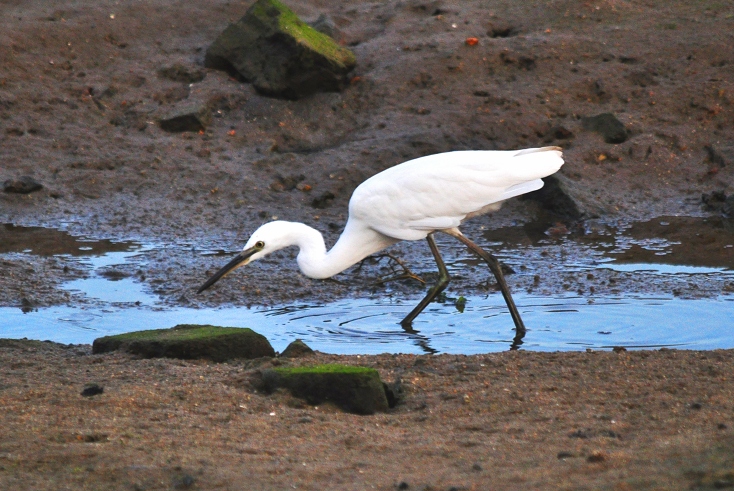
197;247;259;294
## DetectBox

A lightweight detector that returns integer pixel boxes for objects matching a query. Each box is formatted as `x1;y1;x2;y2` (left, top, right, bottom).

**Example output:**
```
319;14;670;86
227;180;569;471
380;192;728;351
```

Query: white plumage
198;146;564;332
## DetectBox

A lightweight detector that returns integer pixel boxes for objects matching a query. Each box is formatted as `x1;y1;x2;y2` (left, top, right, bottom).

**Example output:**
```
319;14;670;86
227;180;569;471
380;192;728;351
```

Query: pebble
3;176;43;194
81;383;104;397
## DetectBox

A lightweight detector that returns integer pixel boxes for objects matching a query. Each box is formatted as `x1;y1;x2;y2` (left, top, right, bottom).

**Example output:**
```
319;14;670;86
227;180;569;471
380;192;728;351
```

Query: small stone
569;429;592;439
705;144;732;167
158;63;206;84
269;173;305;192
542;124;574;143
581;113;628;144
311;191;336;209
81;383;104;397
487;23;517;38
3;176;43;194
159;102;211;133
587;451;606;463
173;474;195;489
280;339;315;358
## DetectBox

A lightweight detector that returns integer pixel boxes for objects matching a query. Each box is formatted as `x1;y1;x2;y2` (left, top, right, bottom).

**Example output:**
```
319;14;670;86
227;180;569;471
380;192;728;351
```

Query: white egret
198;146;565;333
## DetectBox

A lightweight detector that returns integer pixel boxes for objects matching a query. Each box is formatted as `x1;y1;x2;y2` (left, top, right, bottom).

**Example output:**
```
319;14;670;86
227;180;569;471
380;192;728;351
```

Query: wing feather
349;148;563;240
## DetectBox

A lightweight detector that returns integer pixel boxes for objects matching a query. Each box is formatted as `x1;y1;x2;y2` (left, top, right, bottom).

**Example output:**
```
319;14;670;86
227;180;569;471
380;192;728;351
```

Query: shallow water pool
1;218;732;354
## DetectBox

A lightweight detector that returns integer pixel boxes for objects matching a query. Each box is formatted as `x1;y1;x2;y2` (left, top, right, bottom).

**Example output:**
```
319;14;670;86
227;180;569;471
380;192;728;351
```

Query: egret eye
255;241;265;249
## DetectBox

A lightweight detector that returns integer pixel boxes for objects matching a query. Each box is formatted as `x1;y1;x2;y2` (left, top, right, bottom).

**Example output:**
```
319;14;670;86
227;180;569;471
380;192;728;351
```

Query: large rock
204;0;356;99
523;175;583;221
92;324;275;362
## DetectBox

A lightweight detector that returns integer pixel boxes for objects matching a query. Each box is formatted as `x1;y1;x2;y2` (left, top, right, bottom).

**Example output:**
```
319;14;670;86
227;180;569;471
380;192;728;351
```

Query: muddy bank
1;340;733;490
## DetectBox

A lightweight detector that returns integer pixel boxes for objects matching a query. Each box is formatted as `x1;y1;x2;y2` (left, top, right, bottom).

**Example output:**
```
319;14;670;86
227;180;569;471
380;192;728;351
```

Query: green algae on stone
261;364;390;414
204;0;356;99
92;324;275;362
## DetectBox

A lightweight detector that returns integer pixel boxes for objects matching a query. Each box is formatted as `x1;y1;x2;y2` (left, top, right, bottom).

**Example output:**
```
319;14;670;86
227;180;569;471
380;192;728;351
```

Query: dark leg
400;234;450;329
450;233;526;336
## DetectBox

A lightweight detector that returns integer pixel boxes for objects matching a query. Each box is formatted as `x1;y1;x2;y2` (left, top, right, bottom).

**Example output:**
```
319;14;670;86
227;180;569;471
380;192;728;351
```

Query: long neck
293;220;399;279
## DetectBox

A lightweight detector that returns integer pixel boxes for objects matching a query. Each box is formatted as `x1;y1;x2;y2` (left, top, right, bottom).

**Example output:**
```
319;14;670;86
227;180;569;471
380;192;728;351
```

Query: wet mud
1;1;734;488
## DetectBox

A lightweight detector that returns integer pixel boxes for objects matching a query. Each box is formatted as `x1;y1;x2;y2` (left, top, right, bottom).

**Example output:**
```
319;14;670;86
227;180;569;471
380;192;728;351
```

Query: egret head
196;221;298;293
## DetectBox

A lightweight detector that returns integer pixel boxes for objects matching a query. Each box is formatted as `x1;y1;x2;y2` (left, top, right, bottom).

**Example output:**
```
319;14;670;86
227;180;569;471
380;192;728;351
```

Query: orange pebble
465;37;479;46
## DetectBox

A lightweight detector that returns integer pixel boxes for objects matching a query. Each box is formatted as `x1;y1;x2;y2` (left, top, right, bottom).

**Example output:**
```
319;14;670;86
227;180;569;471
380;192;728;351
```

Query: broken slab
159;102;211;133
92;324;275;362
204;0;356;99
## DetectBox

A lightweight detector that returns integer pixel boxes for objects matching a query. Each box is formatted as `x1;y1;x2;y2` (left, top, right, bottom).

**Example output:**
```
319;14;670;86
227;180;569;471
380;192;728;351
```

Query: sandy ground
1;0;734;488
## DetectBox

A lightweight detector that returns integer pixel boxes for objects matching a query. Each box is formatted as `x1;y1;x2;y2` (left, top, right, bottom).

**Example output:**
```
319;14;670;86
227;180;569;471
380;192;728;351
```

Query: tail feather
514;146;563;156
498;178;545;202
499;146;564;184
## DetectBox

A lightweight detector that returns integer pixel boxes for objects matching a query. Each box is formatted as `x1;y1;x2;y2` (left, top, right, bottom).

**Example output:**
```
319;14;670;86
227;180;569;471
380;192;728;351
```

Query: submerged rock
92;324;275;361
260;364;390;414
204;0;356;99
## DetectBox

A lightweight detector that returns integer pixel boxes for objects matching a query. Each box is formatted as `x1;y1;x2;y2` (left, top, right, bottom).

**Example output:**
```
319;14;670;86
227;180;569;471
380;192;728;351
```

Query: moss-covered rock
204;0;356;99
92;325;275;362
261;364;390;414
279;339;314;358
